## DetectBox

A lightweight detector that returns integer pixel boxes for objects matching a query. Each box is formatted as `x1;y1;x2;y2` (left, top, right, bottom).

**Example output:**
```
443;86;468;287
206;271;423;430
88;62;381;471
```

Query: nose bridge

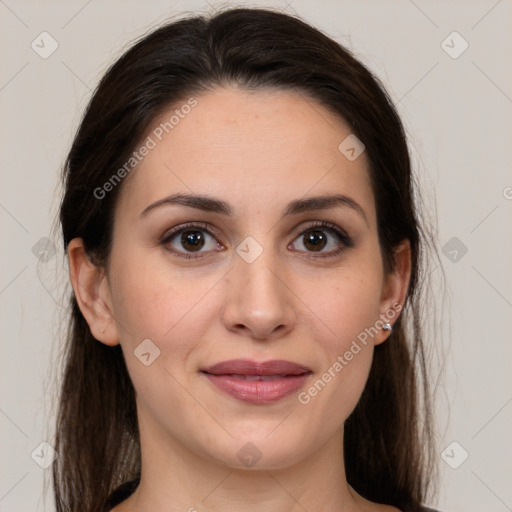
239;249;282;301
223;238;295;338
236;242;286;308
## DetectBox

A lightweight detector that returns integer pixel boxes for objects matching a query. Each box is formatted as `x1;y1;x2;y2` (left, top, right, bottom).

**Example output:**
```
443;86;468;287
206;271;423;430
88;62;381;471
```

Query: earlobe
67;238;120;346
375;240;412;345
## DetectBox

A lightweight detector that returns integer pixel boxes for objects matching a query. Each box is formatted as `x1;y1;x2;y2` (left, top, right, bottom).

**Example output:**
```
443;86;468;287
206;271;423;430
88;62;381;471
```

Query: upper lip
201;359;311;376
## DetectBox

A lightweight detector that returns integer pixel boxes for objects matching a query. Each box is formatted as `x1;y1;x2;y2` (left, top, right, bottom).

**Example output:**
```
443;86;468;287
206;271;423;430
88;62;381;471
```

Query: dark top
104;477;441;512
104;478;139;511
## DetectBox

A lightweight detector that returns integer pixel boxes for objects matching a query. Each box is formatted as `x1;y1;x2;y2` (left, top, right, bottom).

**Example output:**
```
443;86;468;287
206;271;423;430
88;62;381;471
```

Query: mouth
200;359;312;404
213;374;294;381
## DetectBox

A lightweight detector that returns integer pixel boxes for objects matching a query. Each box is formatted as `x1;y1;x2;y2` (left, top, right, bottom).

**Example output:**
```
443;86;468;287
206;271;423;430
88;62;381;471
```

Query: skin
68;87;410;512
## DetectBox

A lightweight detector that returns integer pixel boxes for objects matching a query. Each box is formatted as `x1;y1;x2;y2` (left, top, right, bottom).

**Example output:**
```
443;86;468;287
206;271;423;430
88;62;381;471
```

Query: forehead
116;87;375;222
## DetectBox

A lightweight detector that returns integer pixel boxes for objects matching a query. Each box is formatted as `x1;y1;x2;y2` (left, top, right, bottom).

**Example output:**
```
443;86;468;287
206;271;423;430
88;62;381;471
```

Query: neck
122;404;364;512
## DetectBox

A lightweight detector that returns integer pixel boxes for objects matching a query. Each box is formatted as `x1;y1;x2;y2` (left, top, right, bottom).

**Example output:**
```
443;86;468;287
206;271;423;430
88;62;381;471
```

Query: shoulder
365;502;441;512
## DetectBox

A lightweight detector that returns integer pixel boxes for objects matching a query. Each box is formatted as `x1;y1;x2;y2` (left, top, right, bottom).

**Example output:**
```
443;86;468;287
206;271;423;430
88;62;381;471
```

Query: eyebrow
140;192;368;224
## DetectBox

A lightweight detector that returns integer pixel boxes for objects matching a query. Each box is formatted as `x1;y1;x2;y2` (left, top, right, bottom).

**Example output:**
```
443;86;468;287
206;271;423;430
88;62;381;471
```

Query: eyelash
159;221;353;260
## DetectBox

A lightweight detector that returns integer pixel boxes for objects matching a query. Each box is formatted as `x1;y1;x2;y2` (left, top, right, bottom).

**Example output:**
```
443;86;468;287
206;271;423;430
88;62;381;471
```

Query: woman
55;7;439;512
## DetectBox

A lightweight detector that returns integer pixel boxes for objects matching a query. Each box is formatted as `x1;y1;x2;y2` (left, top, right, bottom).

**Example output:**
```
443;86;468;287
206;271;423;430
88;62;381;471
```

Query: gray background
1;1;511;511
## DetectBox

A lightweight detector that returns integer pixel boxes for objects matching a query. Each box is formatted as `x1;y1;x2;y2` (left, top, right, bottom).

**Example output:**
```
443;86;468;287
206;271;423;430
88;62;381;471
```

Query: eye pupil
304;230;327;251
181;230;205;251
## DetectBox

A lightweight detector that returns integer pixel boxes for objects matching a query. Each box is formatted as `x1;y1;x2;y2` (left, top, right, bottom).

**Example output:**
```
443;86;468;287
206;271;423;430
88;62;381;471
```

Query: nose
222;249;297;341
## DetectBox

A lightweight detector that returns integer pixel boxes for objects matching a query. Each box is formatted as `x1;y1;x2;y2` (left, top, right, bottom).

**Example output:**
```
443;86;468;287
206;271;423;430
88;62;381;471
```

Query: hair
55;7;436;512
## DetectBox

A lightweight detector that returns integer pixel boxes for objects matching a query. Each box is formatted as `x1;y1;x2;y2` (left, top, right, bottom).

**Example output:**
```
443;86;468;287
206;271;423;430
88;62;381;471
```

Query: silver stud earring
382;323;393;332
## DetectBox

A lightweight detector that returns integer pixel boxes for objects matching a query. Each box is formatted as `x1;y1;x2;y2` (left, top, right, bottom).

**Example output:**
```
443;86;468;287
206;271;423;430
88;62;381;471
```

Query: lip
200;359;312;404
202;359;311;376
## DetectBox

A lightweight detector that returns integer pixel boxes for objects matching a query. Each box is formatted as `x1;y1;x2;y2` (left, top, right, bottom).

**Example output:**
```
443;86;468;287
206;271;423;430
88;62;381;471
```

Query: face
78;87;407;471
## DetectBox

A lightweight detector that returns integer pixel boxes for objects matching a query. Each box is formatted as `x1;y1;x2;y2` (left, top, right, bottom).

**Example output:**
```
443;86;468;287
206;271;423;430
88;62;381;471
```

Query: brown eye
162;223;222;258
289;222;353;257
303;230;327;251
181;230;206;252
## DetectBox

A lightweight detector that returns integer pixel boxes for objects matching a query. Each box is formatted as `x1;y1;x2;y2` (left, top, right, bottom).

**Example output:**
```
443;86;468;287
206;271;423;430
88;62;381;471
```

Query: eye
160;221;353;260
161;222;223;259
289;221;353;257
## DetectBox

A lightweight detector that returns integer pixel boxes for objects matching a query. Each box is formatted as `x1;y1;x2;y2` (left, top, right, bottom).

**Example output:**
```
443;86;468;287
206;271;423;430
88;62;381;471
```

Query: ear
67;238;120;346
374;240;412;346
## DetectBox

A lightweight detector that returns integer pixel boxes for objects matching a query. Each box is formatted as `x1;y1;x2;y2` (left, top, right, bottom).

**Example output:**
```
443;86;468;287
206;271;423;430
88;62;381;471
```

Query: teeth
231;374;288;381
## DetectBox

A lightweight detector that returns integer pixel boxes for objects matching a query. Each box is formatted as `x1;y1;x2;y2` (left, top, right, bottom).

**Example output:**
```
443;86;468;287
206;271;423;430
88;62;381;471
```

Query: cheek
106;251;227;407
292;259;383;412
297;262;384;347
107;253;221;406
109;249;220;342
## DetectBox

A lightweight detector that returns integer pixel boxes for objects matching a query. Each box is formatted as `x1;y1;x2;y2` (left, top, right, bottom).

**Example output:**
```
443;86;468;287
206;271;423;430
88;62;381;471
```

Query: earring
382;323;393;332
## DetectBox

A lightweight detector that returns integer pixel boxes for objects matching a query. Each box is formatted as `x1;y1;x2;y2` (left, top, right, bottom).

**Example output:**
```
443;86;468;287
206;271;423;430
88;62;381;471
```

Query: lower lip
202;373;310;404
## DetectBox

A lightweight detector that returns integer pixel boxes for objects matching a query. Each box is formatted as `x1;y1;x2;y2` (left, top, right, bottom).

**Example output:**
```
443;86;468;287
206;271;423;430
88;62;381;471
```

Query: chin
201;429;312;472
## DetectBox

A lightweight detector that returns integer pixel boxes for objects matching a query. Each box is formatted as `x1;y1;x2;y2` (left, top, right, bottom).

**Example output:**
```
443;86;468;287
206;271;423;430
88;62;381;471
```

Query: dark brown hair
55;7;435;512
